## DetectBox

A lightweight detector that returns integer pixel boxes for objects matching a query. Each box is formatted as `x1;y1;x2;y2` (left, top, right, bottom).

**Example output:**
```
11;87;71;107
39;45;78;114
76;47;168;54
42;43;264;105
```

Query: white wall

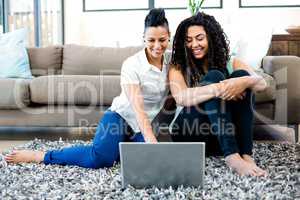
64;0;300;47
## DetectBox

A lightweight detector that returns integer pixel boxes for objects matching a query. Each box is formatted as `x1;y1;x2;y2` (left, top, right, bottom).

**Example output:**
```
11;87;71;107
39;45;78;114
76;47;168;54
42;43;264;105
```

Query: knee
230;69;250;78
203;70;226;84
244;89;255;104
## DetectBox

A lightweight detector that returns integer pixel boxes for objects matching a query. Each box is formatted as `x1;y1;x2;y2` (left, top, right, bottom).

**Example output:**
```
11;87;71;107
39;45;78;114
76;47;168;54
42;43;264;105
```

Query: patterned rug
0;139;299;199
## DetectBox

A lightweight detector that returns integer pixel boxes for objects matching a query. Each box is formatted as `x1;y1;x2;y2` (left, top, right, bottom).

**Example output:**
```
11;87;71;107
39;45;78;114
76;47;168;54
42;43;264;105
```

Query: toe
254;167;267;177
254;166;265;174
4;155;13;159
260;170;268;177
249;168;258;177
4;157;13;163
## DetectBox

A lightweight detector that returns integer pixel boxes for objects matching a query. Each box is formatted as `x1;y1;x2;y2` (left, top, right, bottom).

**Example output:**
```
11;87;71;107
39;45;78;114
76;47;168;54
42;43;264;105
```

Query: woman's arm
231;58;267;92
123;84;158;143
168;66;222;107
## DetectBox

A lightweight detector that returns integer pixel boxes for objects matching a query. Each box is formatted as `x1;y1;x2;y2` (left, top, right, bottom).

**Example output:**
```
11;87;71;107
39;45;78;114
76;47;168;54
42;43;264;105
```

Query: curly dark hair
171;12;230;87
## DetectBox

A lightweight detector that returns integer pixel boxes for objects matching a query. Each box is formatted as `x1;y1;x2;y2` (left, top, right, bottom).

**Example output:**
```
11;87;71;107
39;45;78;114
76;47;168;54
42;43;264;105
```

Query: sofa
0;44;299;142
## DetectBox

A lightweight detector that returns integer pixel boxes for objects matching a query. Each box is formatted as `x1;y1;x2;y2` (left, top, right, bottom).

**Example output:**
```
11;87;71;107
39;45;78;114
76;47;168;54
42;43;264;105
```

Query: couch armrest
262;56;300;76
262;56;300;124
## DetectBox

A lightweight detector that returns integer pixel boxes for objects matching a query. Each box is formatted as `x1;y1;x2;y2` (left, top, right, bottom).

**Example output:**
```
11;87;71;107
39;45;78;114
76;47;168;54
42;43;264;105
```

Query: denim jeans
171;69;254;157
44;111;145;169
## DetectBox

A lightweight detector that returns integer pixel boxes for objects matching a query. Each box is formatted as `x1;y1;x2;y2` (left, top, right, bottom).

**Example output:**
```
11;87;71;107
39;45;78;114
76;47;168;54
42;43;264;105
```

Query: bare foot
242;154;268;177
242;154;256;165
225;153;266;177
5;150;45;164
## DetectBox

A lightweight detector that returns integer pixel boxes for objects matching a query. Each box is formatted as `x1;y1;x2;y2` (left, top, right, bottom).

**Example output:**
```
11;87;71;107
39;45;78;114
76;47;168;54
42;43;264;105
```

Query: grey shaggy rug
0;139;299;200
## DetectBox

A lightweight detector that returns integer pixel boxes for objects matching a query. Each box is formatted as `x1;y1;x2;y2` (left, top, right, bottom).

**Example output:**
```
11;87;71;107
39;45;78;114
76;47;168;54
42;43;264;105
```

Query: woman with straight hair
5;8;171;169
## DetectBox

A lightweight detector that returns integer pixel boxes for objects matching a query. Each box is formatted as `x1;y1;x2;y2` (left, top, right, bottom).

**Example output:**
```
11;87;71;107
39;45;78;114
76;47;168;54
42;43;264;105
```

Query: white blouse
110;49;171;133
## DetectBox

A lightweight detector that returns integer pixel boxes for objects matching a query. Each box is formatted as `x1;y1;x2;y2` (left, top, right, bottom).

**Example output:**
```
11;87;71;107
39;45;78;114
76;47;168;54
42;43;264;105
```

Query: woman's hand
145;134;158;143
231;91;246;101
219;77;249;100
123;84;158;144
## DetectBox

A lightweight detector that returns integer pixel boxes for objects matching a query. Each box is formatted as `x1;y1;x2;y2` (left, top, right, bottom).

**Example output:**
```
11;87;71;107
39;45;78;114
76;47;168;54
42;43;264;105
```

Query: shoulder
121;50;144;71
169;63;182;72
123;50;142;65
120;52;143;84
168;64;183;78
168;64;188;90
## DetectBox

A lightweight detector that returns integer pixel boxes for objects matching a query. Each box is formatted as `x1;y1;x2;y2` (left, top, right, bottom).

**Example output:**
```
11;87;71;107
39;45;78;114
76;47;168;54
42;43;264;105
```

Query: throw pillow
0;28;33;79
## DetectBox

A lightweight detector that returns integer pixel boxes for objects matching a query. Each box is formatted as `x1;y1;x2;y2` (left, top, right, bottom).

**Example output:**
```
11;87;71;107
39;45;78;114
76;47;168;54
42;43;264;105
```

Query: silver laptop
119;142;205;188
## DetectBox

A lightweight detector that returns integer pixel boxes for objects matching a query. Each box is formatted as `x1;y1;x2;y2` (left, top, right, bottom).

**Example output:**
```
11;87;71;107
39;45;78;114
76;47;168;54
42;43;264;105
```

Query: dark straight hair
144;8;169;33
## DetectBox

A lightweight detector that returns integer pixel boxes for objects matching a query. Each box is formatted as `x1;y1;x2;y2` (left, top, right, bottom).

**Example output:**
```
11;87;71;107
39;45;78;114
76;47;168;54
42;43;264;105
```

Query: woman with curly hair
169;12;267;176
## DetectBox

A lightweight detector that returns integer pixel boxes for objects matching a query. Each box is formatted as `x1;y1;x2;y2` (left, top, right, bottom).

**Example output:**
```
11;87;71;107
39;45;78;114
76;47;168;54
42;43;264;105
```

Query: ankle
34;151;45;163
225;153;245;167
225;153;242;162
242;154;257;164
242;154;252;158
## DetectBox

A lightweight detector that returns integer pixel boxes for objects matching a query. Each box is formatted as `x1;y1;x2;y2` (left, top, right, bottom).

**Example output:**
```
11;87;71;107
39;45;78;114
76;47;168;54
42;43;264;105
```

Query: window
40;0;63;46
240;0;300;8
7;0;35;45
0;0;3;33
83;0;149;11
2;0;63;47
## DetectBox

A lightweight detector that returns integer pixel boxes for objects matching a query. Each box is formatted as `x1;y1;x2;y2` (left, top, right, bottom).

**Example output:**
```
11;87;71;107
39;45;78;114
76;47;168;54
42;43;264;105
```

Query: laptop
119;142;205;188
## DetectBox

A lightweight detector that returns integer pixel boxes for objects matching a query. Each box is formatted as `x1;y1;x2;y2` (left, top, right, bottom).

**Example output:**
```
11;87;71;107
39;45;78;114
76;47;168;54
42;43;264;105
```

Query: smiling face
185;25;209;60
144;26;170;60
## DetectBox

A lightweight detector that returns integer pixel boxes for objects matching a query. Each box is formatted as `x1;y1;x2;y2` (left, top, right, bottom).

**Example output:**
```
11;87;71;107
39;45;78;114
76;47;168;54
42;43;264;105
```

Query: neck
145;49;163;69
203;59;208;73
193;57;208;73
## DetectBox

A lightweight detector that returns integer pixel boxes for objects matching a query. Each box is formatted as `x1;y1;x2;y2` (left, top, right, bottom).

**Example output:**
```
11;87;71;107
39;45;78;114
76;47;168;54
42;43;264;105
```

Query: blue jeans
44;111;145;169
171;69;254;157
